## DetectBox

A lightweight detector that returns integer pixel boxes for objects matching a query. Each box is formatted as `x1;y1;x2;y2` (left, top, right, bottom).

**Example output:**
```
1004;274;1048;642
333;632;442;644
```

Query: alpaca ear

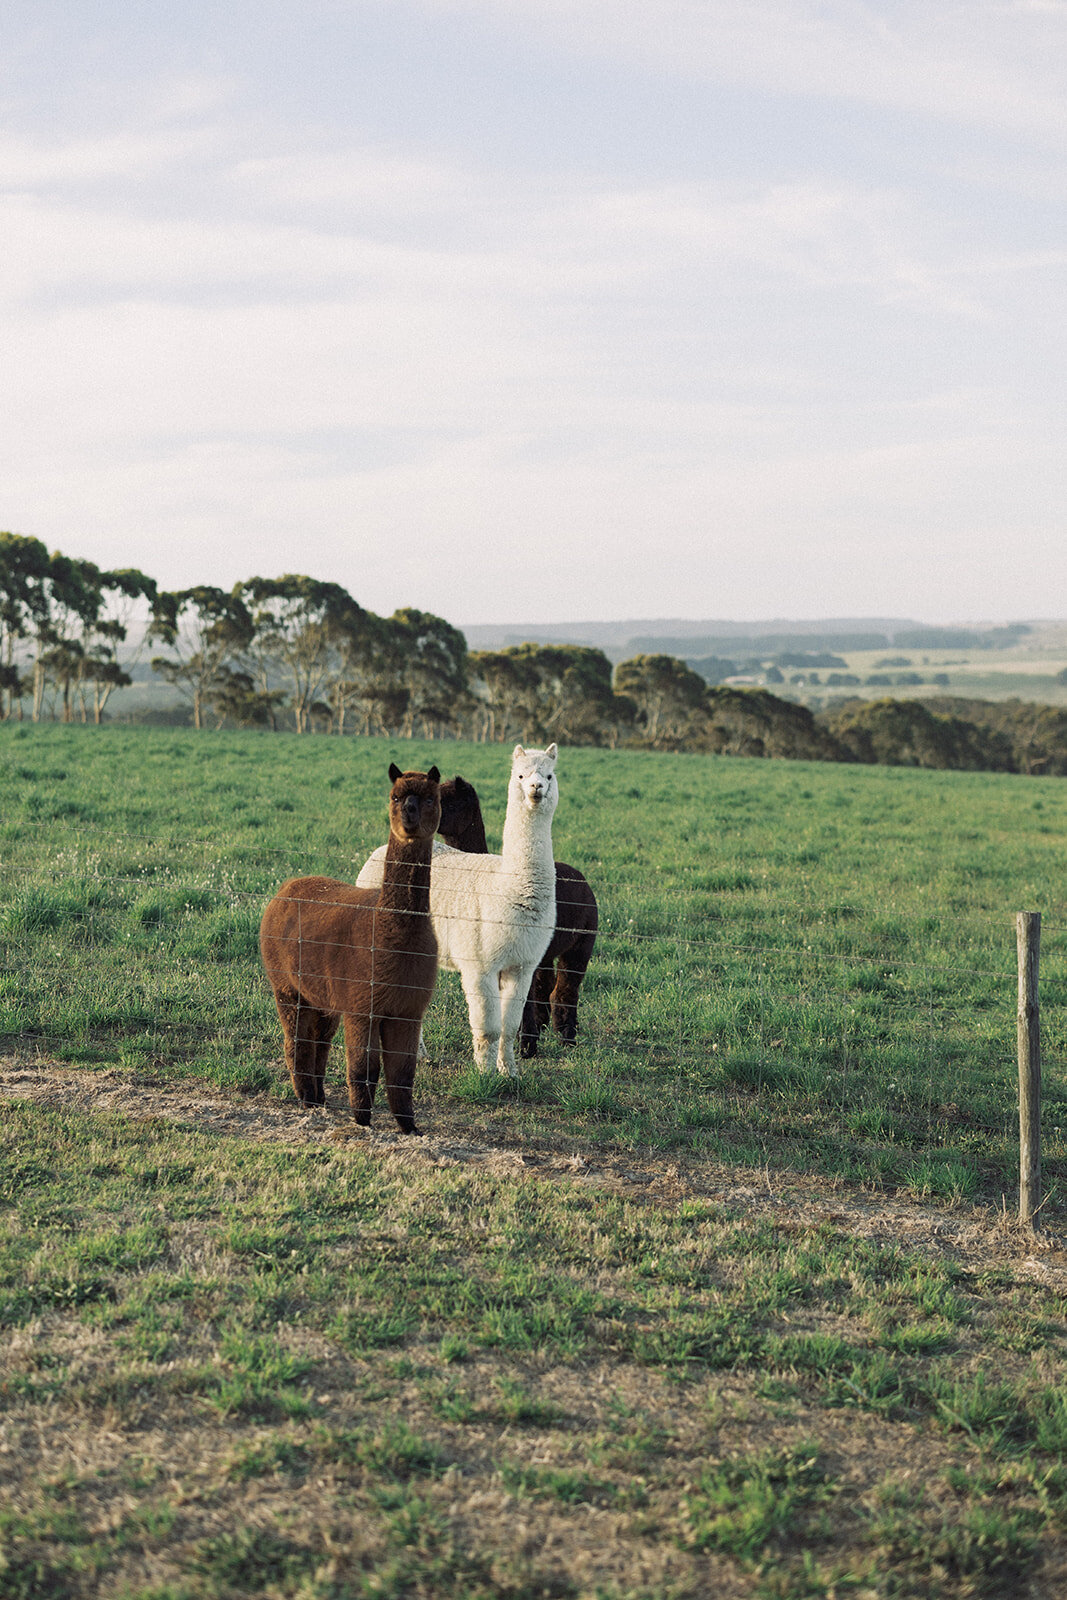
389;763;402;782
512;744;526;761
545;743;558;761
427;766;441;783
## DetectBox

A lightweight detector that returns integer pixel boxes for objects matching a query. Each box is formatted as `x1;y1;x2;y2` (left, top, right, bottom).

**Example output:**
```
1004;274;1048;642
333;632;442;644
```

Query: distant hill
463;614;921;659
458;618;1031;664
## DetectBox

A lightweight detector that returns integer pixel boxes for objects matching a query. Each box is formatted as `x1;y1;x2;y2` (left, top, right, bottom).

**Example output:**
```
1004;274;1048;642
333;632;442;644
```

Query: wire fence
3;848;1066;1208
3;725;1067;1212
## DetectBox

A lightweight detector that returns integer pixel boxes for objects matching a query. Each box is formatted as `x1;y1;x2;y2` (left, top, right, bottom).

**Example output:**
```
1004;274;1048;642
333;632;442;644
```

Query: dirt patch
5;1052;1066;1295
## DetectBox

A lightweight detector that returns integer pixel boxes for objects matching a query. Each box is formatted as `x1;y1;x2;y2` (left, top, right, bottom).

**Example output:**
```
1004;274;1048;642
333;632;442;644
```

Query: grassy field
5;726;1067;1597
2;724;1066;1204
4;1095;1067;1599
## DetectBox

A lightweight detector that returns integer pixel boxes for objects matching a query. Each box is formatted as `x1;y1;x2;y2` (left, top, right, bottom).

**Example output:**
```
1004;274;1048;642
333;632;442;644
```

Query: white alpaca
356;744;558;1076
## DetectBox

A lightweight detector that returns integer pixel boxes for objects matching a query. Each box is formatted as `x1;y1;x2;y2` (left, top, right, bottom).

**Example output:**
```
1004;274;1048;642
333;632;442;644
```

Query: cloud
419;0;1067;140
0;122;998;323
229;148;476;222
1;8;1062;621
0;128;216;188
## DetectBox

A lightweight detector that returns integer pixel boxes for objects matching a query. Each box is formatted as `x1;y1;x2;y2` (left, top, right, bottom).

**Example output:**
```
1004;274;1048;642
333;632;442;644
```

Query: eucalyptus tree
237;575;367;733
467;649;535;742
150;587;256;730
387;608;470;737
821;697;1010;772
522;644;625;746
468;642;628;745
203;666;287;729
702;685;840;760
0;533;51;718
26;551;94;720
613;653;711;745
326;609;405;736
76;567;159;723
28;553;157;723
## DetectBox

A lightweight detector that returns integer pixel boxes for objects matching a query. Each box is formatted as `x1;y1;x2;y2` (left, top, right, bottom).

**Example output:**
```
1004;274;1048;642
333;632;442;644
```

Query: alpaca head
388;764;442;842
509;744;558;817
439;775;479;836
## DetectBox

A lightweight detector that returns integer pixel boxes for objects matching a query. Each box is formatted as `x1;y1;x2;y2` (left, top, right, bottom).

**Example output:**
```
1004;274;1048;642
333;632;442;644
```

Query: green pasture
3;1104;1067;1598
2;724;1067;1204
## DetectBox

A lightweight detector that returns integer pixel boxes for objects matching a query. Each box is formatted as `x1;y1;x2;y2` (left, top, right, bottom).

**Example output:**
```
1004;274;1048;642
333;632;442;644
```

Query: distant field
3;724;1066;1206
799;638;1067;711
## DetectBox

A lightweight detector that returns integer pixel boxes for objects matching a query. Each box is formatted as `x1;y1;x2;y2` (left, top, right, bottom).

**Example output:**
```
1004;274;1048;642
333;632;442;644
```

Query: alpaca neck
442;815;488;853
378;832;433;916
501;796;554;877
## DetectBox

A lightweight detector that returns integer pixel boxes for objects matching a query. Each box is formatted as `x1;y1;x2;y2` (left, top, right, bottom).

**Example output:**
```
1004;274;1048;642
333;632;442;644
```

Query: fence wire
3;744;1067;1205
3;859;1065;1128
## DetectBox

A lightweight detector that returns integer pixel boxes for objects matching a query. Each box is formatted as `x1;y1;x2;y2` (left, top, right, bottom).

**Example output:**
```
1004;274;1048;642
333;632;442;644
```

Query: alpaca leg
549;958;582;1046
315;1013;341;1087
534;961;554;1033
304;1010;340;1099
380;1016;423;1136
551;930;596;1047
519;960;554;1060
344;1014;380;1125
498;964;537;1077
272;991;302;1100
275;991;328;1106
457;964;502;1072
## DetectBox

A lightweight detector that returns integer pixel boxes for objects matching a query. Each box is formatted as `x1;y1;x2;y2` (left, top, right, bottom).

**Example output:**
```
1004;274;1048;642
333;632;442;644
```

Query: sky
2;0;1065;627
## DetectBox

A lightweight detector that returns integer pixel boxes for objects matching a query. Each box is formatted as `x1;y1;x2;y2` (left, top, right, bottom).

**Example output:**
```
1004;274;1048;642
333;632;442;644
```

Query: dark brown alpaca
437;774;597;1058
259;765;441;1133
521;861;599;1057
438;775;488;852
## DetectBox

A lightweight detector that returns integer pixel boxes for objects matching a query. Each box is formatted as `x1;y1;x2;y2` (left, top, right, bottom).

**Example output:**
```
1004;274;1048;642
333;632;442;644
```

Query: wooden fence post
1017;911;1041;1230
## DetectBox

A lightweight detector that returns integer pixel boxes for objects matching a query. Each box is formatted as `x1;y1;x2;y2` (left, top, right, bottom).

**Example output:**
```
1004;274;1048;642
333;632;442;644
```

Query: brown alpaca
437;774;597;1058
259;765;441;1133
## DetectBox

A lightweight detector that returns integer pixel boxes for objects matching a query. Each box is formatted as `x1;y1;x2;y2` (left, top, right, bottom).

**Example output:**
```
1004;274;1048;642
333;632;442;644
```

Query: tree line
3;532;1066;776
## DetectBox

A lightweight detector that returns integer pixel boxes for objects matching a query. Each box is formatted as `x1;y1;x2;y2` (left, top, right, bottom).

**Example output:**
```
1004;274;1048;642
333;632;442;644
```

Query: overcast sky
3;0;1064;626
